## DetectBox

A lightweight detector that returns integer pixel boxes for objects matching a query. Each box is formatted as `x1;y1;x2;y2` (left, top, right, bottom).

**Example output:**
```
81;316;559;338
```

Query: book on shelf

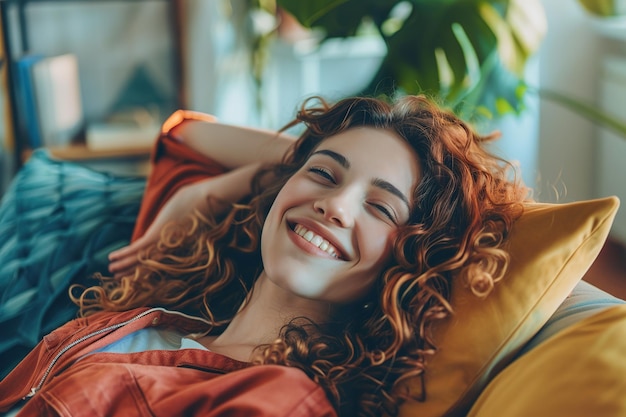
16;53;161;155
16;53;84;149
85;108;160;151
85;122;160;151
31;53;84;148
15;54;44;148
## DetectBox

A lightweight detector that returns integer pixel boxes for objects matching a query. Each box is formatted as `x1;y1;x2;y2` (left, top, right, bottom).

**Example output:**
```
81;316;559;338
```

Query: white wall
596;57;626;241
536;0;625;203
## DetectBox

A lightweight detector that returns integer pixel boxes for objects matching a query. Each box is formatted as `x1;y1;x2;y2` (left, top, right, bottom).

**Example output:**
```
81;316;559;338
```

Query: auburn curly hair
73;95;528;417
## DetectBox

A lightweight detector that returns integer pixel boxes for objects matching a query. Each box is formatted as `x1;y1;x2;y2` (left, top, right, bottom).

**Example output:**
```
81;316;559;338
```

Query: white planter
261;36;387;129
587;14;626;40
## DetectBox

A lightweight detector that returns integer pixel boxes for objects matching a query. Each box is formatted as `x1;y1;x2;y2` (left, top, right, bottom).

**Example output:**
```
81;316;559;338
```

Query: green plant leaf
277;0;398;37
276;0;546;119
577;0;616;16
449;51;527;121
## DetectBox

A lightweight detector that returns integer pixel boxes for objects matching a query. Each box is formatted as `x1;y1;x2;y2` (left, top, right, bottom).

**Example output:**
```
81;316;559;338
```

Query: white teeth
293;224;340;258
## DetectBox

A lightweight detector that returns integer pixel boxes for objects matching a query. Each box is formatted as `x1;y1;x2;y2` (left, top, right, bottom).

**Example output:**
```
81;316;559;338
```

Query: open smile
288;222;347;260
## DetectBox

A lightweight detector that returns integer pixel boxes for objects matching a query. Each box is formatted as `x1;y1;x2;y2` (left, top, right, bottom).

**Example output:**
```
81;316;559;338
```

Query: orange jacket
0;307;336;417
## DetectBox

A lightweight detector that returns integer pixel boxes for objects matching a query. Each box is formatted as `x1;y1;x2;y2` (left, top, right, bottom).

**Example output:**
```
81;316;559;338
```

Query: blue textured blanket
0;150;145;378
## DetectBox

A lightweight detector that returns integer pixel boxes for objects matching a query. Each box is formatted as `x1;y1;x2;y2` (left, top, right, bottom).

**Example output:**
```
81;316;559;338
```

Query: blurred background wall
537;0;626;241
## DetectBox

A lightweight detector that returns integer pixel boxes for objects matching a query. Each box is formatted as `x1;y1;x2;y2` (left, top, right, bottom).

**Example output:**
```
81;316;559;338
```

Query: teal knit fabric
0;150;145;378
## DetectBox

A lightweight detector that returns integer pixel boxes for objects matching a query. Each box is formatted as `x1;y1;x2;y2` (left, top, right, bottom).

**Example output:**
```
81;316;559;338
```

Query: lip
286;218;350;261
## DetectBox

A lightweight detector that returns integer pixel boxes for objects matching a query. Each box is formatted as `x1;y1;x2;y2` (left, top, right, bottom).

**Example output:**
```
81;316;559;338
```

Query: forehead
316;127;418;164
317;127;401;150
313;127;422;188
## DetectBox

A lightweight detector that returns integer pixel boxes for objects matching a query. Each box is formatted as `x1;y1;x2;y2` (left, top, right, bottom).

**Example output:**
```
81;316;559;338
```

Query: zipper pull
23;387;39;400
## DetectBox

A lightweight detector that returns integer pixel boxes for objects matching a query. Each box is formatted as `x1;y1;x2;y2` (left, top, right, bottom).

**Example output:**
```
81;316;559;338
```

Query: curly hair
72;95;528;417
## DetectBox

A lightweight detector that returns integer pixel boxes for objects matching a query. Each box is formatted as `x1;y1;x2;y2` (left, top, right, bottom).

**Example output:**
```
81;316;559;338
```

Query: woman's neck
200;272;331;361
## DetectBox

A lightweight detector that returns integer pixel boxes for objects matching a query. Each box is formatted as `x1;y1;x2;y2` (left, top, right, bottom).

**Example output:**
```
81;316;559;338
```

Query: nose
313;188;358;228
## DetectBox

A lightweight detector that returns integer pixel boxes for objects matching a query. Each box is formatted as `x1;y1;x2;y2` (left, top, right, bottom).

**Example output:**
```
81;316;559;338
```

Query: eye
308;166;336;184
369;202;397;224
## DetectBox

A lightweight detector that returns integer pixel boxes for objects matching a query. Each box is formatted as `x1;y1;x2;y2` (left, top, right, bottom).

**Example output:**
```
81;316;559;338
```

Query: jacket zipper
24;308;210;399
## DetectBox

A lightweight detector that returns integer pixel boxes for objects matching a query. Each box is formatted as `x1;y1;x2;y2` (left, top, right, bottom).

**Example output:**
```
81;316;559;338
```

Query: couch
0;149;624;417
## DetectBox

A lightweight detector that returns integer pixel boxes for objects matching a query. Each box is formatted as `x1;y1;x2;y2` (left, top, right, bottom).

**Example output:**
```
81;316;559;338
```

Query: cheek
263;178;302;228
338;229;395;302
269;175;308;209
260;191;291;261
359;224;396;269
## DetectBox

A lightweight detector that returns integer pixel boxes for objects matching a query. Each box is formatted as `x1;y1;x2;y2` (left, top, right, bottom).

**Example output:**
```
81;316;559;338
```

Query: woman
0;95;528;417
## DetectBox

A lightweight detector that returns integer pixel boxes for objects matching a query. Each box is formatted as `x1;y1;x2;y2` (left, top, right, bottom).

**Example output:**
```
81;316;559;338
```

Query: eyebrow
313;149;350;169
311;149;411;210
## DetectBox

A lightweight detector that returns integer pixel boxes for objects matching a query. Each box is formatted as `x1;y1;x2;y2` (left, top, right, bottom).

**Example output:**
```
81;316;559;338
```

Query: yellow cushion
398;196;620;417
467;304;626;417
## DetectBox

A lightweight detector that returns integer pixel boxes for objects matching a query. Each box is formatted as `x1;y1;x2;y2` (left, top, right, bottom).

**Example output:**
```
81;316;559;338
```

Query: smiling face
260;127;422;305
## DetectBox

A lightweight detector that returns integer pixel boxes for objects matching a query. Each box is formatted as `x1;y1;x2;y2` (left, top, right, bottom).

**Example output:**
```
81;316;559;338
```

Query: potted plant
262;0;547;121
246;0;626;138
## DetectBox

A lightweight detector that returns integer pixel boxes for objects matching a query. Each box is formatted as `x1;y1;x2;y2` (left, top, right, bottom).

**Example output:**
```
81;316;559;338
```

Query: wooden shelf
42;144;152;177
47;144;152;161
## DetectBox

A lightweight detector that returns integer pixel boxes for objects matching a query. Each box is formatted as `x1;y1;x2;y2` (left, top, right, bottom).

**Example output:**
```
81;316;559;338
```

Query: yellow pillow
467;304;626;417
398;196;620;417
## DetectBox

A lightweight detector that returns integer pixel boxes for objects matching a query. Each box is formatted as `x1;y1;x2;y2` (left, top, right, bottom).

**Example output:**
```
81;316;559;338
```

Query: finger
113;266;138;280
108;252;141;274
109;242;140;261
109;247;131;262
109;233;155;261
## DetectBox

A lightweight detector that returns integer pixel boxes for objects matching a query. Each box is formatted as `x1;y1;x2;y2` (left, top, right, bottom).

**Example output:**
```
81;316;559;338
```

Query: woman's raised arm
108;114;297;278
171;117;296;169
